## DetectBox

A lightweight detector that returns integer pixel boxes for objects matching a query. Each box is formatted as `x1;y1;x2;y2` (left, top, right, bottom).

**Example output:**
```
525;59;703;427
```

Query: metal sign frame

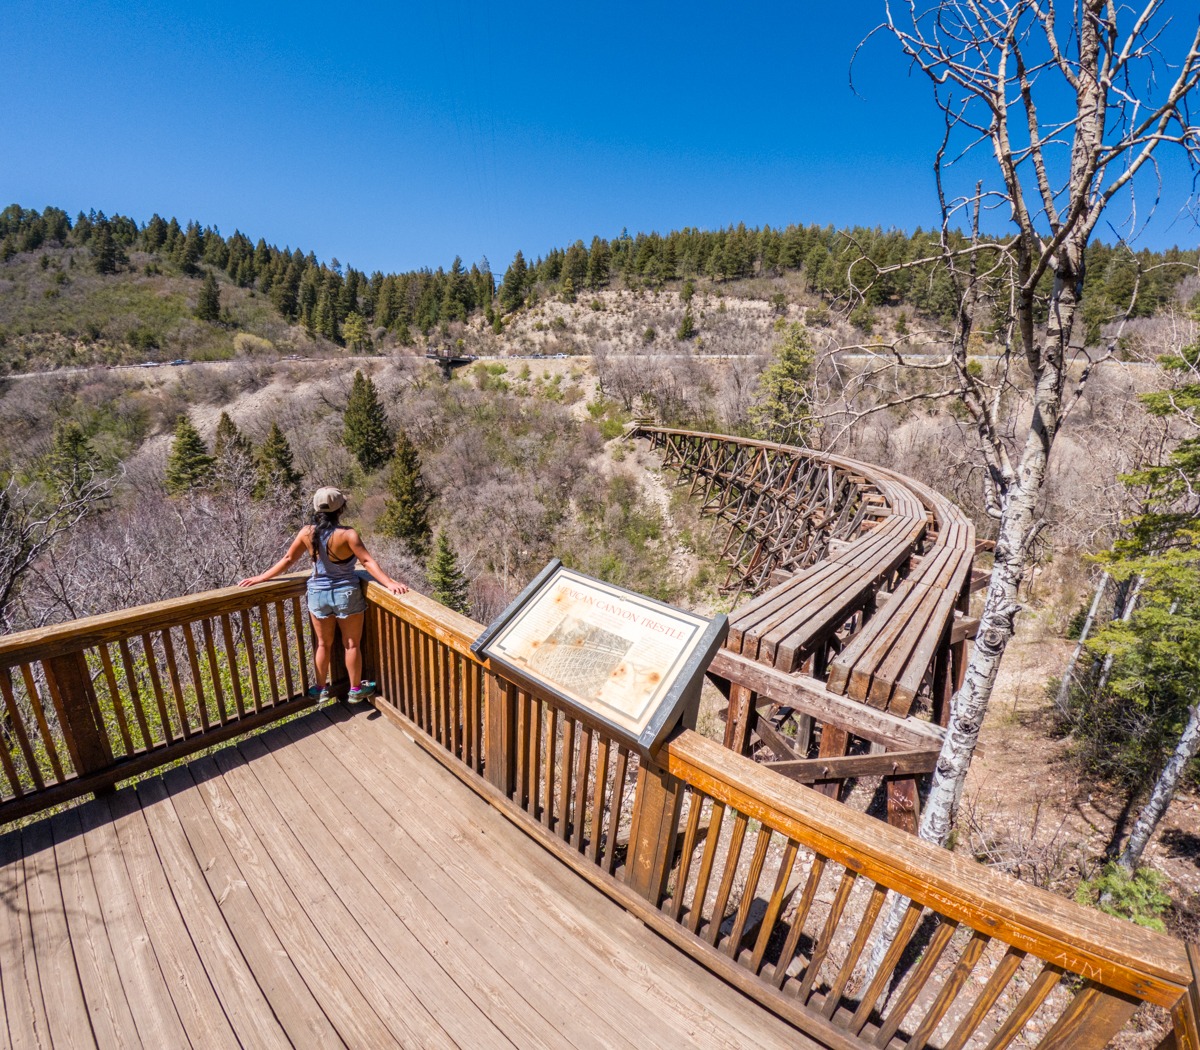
472;560;727;756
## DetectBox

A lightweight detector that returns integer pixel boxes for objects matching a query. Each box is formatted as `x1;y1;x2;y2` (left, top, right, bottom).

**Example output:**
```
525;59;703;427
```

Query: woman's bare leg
311;613;338;689
339;612;366;687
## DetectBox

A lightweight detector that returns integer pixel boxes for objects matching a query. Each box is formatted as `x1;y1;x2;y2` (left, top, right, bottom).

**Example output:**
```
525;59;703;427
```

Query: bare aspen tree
867;0;1200;847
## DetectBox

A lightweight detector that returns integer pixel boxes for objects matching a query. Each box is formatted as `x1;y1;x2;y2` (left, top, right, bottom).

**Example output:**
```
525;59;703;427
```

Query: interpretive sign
472;560;727;755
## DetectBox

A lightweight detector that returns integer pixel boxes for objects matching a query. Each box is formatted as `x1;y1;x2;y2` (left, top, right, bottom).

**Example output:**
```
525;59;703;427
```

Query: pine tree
750;322;815;446
196;272;221;321
342;311;371;352
255;421;303;500
499;250;527;313
92;222;118;275
1082;334;1200;871
165;416;214;494
342;370;393;472
213;411;252;462
377;430;432;553
427;531;469;614
42;420;98;499
676;304;697;341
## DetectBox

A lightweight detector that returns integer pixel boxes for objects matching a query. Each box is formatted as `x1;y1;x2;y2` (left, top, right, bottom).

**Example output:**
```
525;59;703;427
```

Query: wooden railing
364;583;1200;1050
0;575;316;825
3;579;1198;1046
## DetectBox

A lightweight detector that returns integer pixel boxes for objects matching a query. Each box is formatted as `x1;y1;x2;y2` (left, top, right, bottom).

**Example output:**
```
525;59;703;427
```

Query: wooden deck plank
150;767;344;1047
272;712;641;1050
171;758;404;1048
244;729;578;1050
48;810;141;1050
20;820;96;1049
326;708;812;1048
96;790;245;1050
118;781;290;1050
0;826;52;1050
206;741;477;1049
74;790;191;1047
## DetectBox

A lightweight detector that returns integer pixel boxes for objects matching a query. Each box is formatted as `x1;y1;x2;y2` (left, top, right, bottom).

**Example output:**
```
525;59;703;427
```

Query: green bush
1074;863;1171;932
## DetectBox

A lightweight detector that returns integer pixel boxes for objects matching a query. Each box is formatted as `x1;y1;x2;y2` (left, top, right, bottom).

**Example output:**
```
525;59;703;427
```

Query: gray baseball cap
312;487;347;512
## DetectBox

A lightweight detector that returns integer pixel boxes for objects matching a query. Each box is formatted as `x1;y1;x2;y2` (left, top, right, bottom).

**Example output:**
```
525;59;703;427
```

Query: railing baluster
821;880;888;1018
726;824;772;958
708;810;749;947
1;666;45;791
0;669;28;797
942;946;1027;1050
588;735;611;865
605;745;630;875
903;930;991;1049
669;790;705;921
140;632;177;743
560;718;576;842
159;629;193;736
688;800;726;934
290;597;309;698
872;917;958;1046
96;644;134;756
117;638;155;749
528;694;542;817
272;601;294;700
541;706;557;831
257;606;280;707
219;615;246;719
238;611;264;713
572;725;592;852
982;961;1064;1050
749;838;799;974
848;897;925;1034
447;647;460;758
21;664;67;781
181;622;210;733
200;619;228;726
797;866;858;1004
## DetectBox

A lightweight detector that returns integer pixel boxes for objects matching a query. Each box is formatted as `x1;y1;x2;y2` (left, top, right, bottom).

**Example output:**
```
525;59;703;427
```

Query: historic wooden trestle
0;428;1197;1047
635;425;978;834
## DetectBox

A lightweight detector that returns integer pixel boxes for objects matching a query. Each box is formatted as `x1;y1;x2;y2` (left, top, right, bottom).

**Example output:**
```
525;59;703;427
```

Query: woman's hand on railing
384;580;409;596
237;575;266;587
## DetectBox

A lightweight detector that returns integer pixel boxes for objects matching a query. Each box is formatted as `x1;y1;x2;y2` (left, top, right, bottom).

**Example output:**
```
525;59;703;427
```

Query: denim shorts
307;581;366;620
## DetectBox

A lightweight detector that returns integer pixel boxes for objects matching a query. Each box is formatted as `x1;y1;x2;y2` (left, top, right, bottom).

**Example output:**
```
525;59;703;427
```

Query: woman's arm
238;529;312;587
346;530;409;595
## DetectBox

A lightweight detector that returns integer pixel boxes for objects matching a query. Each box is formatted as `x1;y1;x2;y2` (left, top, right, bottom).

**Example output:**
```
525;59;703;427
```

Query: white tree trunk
1055;572;1108;719
1118;703;1200;873
1096;574;1144;695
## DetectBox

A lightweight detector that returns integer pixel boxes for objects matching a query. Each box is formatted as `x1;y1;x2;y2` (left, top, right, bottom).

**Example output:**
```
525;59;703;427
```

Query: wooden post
626;758;683;906
45;652;113;779
484;673;516;797
886;775;920;835
723;684;756;756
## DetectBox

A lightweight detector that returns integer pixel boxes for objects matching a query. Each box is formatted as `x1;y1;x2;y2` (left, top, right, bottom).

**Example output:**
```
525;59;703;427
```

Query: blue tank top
309;526;359;589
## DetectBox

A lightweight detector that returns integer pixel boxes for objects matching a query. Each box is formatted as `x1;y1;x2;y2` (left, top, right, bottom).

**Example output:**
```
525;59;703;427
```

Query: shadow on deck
1;704;807;1049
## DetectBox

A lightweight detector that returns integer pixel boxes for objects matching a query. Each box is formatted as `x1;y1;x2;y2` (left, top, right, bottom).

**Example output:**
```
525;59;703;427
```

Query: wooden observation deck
2;432;1198;1047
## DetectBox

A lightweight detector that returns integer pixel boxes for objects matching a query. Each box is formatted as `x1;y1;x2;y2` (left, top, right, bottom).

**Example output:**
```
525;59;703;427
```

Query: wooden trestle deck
1;705;808;1049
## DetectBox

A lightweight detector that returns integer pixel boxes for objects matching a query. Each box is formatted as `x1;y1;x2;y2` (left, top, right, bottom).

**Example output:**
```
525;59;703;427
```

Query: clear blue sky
2;0;1197;276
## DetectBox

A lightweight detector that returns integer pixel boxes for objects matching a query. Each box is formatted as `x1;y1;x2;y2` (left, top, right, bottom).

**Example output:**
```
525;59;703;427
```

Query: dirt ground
964;615;1200;922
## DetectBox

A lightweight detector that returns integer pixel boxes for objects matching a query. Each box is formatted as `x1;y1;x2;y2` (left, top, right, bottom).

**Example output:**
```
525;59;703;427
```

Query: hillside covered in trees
2;203;1197;373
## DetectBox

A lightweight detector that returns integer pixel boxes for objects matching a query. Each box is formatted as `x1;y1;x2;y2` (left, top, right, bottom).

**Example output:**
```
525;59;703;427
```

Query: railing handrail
664;729;1191;1007
0;575;308;666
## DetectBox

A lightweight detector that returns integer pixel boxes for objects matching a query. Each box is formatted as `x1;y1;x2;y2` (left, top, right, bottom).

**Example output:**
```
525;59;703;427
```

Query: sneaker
306;684;331;701
347;681;376;704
